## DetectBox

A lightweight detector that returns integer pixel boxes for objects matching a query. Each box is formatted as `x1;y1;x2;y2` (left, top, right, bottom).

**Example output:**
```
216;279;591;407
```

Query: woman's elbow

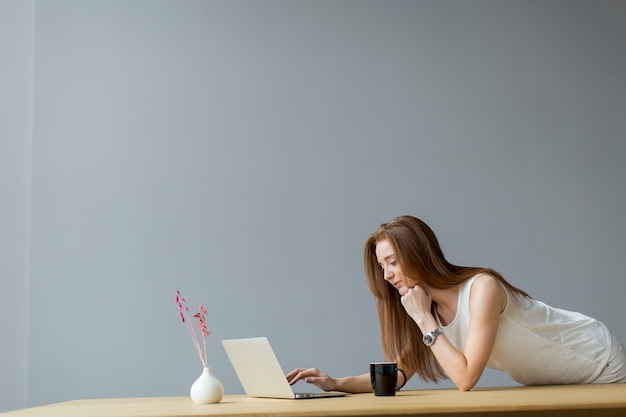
454;376;479;392
456;383;474;392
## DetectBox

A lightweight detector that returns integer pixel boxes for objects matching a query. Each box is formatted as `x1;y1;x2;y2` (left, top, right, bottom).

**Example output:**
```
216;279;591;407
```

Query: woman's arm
401;275;505;391
286;368;373;393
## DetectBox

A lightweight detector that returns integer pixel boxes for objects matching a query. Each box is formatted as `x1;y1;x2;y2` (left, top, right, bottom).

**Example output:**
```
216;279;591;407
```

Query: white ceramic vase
190;367;224;404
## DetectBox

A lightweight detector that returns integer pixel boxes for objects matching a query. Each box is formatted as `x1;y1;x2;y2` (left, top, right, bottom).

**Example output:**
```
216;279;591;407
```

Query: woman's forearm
334;373;373;393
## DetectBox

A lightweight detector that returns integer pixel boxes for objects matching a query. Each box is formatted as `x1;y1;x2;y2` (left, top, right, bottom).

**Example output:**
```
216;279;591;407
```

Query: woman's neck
431;286;459;326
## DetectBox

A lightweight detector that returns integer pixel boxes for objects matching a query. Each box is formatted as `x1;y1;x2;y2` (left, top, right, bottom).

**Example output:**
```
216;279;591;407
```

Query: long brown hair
364;215;529;383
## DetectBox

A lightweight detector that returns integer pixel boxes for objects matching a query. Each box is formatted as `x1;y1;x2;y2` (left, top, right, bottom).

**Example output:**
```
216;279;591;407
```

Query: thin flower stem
183;310;206;368
176;290;208;368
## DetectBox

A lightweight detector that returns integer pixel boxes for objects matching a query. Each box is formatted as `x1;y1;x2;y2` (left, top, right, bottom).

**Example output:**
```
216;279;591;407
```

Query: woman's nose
383;267;392;280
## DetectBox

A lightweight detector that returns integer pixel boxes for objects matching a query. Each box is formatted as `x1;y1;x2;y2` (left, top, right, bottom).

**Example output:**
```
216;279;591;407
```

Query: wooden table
2;384;626;417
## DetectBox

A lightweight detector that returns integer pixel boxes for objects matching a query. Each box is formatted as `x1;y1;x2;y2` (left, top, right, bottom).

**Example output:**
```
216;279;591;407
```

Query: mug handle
395;367;407;391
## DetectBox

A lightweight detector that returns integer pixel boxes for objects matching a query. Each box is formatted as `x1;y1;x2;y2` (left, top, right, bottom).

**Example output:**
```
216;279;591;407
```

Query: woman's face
375;239;417;296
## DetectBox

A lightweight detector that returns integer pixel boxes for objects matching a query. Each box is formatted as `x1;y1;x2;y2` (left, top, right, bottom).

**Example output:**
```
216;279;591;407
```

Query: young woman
287;215;626;392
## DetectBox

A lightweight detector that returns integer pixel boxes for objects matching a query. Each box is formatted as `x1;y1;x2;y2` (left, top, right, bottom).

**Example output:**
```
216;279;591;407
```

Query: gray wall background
1;0;625;412
1;0;33;412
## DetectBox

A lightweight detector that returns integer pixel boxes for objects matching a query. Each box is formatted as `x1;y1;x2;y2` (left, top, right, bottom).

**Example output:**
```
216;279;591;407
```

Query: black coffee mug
370;362;407;396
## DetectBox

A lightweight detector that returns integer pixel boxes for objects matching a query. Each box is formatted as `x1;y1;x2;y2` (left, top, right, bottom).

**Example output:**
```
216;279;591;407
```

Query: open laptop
222;337;346;399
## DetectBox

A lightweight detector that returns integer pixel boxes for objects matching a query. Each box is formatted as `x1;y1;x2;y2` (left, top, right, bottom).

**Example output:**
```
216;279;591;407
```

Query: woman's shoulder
472;272;500;286
457;273;504;303
468;273;507;310
465;272;501;292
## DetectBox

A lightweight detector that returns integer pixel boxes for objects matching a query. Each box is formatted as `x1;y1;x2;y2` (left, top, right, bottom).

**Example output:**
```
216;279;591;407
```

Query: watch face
423;334;434;346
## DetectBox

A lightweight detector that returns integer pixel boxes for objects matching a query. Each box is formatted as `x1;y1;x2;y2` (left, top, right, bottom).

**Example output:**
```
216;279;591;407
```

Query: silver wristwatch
422;327;443;347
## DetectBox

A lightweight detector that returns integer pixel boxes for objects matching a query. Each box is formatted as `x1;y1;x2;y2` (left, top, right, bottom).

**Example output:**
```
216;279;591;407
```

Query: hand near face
400;285;433;322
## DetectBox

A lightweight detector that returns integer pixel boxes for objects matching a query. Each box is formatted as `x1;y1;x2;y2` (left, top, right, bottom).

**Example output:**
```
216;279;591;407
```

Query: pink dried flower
175;291;188;323
194;304;211;338
175;290;210;367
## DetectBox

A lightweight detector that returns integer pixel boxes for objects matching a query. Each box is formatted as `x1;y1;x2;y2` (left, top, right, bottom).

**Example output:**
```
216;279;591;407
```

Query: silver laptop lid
222;337;296;399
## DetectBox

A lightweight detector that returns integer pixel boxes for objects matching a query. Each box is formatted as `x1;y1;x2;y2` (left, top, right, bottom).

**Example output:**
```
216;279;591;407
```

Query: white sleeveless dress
436;274;611;385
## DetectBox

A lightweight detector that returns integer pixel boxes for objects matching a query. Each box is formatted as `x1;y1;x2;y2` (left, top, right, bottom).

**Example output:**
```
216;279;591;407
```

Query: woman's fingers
286;368;325;385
